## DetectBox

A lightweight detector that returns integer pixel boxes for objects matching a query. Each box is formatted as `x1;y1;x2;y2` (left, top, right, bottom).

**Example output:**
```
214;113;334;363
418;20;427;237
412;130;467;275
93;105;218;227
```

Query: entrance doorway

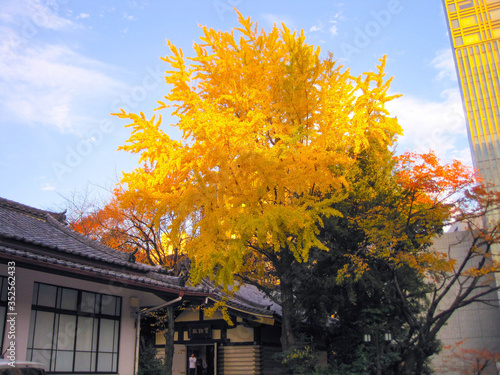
187;344;215;375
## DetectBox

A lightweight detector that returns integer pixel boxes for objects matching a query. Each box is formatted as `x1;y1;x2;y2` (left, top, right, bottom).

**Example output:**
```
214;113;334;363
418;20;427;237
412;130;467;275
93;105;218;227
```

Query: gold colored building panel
490;8;500;20
443;0;500;187
462;14;479;27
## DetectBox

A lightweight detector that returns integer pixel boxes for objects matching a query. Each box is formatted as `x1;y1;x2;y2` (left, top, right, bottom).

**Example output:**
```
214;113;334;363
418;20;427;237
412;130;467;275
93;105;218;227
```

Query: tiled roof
0;197;209;295
231;284;281;316
0;245;193;290
0;197;139;268
0;197;281;317
201;279;281;318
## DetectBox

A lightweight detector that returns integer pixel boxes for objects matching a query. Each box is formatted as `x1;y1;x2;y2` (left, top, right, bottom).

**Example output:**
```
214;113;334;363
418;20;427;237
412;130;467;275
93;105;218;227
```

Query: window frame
27;282;122;374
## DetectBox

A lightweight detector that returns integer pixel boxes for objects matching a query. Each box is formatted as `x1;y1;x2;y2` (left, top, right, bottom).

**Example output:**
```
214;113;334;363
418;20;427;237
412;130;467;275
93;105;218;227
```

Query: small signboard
189;325;212;340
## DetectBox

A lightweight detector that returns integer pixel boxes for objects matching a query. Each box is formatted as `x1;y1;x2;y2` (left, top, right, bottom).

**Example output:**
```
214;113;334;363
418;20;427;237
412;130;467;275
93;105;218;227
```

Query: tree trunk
163;305;175;375
279;276;295;352
400;347;425;375
400;351;417;375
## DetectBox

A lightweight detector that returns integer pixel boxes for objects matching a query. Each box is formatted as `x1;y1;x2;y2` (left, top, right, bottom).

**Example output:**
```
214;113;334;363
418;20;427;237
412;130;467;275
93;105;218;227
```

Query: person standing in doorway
189;353;197;375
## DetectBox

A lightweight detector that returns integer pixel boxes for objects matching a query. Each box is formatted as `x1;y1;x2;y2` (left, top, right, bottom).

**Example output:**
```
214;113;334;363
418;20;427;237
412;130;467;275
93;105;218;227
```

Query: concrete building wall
430;231;500;374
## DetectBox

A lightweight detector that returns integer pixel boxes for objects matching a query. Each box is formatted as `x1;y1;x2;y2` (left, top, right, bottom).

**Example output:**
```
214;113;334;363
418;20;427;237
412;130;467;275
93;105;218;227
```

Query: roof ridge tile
0;197;66;223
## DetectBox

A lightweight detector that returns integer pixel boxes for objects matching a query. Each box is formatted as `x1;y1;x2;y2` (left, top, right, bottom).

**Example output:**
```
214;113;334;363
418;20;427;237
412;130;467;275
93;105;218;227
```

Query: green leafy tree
137;340;166;375
295;150;500;375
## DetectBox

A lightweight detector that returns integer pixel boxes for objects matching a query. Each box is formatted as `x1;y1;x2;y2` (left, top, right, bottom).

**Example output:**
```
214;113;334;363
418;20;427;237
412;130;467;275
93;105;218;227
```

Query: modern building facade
429;230;500;374
439;2;500;373
442;0;500;187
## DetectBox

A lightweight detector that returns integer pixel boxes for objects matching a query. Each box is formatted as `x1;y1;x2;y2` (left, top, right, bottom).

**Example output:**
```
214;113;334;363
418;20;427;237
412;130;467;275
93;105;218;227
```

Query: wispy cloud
329;24;338;37
261;13;295;29
308;12;343;39
35;176;56;191
388;88;470;164
41;183;56;191
98;5;116;18
0;40;127;133
123;13;137;21
431;48;457;82
76;13;90;20
0;0;74;30
0;0;128;134
386;48;469;165
310;24;322;32
127;0;146;10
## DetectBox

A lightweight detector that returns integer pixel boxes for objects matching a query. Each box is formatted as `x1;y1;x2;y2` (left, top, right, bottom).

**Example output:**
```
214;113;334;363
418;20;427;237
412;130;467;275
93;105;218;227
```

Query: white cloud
261;13;294;29
308;13;342;38
0;40;127;133
329;24;338;37
0;1;128;134
0;0;74;30
76;13;90;20
41;183;56;191
431;48;457;82
99;6;116;18
127;0;146;10
386;48;471;166
387;88;471;166
35;176;56;191
123;13;137;21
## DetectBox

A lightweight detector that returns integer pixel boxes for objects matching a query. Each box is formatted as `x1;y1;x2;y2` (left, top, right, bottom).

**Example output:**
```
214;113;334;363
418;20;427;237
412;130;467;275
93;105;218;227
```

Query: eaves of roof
0;197;282;316
0;245;212;297
0;197;176;275
201;280;282;320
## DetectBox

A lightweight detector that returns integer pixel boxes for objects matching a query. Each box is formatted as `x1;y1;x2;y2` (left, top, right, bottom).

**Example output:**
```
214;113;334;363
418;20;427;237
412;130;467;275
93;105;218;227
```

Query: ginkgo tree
114;11;402;350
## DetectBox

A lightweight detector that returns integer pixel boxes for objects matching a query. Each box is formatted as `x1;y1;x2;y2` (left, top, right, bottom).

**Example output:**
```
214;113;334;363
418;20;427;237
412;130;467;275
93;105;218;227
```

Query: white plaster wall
176;308;200;322
156;344;188;375
0;263;168;375
226;324;254;343
172;344;187;375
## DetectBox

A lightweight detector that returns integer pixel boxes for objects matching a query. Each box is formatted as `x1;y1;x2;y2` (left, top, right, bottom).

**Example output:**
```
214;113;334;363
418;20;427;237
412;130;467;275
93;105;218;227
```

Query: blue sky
0;0;470;211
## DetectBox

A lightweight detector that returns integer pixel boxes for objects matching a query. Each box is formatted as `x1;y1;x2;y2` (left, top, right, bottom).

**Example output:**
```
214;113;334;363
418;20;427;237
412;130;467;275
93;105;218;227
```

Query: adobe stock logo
340;0;406;61
51;120;115;182
6;0;71;50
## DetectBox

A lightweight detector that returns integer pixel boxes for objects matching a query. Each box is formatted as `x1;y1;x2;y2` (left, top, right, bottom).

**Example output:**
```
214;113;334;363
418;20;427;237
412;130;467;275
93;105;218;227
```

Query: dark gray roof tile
0;197;191;291
0;197;163;273
0;197;277;314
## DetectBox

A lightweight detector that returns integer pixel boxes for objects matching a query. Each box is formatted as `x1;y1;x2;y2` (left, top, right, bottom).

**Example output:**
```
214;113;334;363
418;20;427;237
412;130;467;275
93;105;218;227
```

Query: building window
461;14;478;27
458;0;474;10
464;32;481;44
27;283;121;373
490;9;500;21
0;277;8;354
